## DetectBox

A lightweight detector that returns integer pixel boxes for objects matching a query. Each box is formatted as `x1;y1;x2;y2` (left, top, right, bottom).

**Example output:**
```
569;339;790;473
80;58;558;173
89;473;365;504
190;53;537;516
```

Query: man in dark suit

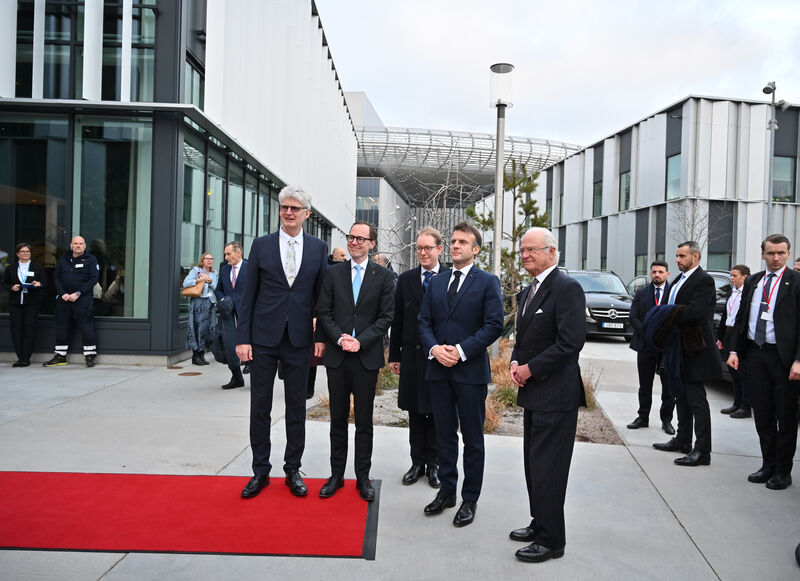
418;221;504;527
652;241;719;466
627;260;675;434
727;234;800;490
507;227;586;563
215;241;247;390
235;186;328;499
717;264;751;418
389;226;444;488
316;221;395;502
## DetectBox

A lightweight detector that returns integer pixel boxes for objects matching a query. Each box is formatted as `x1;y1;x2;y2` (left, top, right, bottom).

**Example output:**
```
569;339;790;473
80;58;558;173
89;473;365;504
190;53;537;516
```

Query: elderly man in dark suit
508;227;586;563
652;241;719;466
389;226;444;488
626;260;675;434
316;221;395;502
235;186;328;499
418;221;504;527
215;241;248;390
727;234;800;490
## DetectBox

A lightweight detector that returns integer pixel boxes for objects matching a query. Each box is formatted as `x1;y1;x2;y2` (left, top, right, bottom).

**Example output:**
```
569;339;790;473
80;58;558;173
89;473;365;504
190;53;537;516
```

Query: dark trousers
636;351;675;421
430;379;487;502
745;347;799;475
219;314;243;381
408;411;438;467
524;407;578;549
249;331;311;477
674;380;712;453
326;353;378;480
8;302;41;362
721;329;750;410
54;295;96;355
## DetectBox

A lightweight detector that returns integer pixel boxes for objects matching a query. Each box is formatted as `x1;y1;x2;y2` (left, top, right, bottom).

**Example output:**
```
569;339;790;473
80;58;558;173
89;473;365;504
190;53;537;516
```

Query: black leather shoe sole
747;469;773;483
729;409;751;419
241;476;270;498
653;440;691;454
424;494;456;515
674;453;711;466
357;481;375;502
285;474;308;497
766;475;792;490
319;477;344;498
221;380;245;390
626;418;648;429
515;544;565;563
509;527;537;542
452;502;476;527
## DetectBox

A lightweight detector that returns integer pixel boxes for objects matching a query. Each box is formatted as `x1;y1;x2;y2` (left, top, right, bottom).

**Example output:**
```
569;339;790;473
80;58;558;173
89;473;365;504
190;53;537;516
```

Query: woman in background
3;242;47;367
183;252;218;365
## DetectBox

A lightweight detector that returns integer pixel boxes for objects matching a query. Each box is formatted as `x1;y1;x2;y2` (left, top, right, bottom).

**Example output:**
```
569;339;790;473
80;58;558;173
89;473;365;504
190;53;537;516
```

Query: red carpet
0;472;378;559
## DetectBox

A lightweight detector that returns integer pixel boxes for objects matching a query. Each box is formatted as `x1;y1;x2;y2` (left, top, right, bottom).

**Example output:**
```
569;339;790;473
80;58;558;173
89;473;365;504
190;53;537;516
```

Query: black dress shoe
319;476;344;498
515;542;565;563
241;475;269;498
729;408;751;419
747;466;774;483
662;420;675;435
453;500;476;527
426;464;441;488
192;351;203;365
766;473;792;490
12;360;22;367
510;520;537;542
402;464;424;485
19;360;30;367
221;378;245;390
285;471;307;497
424;490;456;515
674;450;711;466
720;404;738;414
242;362;250;375
356;478;375;502
626;417;648;429
653;438;691;454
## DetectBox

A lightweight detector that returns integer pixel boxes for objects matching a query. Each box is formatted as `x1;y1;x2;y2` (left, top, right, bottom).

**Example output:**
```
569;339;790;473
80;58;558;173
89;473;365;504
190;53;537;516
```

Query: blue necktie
668;275;683;305
423;270;434;289
655;287;661;305
352;264;362;337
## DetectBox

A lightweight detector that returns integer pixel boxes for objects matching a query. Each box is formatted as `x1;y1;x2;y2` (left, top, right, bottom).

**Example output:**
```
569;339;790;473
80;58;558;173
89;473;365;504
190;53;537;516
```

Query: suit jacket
317;259;396;371
417;265;504;385
389;265;442;413
2;261;48;306
215;259;248;315
235;232;328;348
668;267;720;382
512;268;587;411
629;282;669;353
729;268;800;369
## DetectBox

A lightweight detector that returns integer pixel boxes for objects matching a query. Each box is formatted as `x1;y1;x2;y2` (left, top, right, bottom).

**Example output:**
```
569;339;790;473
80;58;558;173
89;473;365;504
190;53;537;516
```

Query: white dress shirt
279;228;304;281
746;266;786;344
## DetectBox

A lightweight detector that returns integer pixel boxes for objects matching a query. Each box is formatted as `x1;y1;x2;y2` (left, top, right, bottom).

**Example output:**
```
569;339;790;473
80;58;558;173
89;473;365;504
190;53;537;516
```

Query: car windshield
571;272;628;294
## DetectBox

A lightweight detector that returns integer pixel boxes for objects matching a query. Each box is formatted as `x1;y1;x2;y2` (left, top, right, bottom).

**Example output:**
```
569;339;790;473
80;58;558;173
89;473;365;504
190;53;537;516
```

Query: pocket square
535;309;543;314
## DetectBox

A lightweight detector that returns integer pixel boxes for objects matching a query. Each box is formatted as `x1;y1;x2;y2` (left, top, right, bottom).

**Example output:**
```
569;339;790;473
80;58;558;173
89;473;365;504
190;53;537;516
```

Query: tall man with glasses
418;221;504;527
389;227;445;488
236;186;328;499
317;222;395;501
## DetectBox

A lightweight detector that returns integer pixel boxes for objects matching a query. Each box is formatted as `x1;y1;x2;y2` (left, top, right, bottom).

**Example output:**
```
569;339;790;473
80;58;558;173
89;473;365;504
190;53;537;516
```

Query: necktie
754;273;776;346
522;278;539;316
668;275;683;305
352;264;363;303
286;240;297;286
423;270;434;289
231;265;238;289
655;287;661;306
447;271;462;306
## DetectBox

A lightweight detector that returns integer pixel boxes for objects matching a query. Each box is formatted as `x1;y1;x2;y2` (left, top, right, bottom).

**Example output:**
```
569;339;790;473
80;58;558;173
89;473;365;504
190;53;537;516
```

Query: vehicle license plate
602;322;624;329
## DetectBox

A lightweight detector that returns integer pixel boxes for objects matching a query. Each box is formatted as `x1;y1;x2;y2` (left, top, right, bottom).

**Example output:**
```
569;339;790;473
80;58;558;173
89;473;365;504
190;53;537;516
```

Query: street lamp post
763;81;778;236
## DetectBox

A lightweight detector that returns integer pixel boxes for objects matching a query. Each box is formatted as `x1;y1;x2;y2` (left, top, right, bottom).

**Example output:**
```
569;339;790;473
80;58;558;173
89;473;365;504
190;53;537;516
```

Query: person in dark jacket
2;242;47;367
43;236;100;367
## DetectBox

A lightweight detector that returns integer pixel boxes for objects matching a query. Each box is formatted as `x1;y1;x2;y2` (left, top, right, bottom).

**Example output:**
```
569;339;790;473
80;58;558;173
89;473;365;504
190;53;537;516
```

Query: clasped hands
509;361;531;387
60;292;80;302
339;334;361;353
431;344;459;368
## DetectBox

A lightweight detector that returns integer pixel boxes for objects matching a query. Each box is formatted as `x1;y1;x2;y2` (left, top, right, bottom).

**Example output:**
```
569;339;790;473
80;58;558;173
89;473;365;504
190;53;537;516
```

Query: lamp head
763;81;776;95
489;63;515;108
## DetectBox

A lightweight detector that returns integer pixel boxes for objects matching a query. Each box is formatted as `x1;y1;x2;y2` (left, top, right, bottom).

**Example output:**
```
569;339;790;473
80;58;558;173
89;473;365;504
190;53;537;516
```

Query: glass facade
592;182;602;217
619;171;631;211
773;156;796;202
666;154;681;200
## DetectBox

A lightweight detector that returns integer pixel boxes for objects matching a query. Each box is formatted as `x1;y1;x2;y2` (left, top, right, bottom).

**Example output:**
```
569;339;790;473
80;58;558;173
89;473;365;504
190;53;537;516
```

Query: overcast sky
315;0;800;146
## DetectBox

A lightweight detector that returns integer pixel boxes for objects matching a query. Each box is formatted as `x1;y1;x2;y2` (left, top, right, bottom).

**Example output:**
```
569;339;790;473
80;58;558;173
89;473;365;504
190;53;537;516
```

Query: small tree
466;159;548;322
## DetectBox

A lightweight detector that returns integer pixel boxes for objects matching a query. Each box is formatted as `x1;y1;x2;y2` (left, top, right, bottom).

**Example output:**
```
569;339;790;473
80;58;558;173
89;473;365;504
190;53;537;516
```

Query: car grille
590;308;629;320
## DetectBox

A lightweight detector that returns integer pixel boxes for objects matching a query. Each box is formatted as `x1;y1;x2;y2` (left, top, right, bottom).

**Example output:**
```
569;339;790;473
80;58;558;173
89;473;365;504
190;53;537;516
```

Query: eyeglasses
520;245;551;254
416;246;437;254
346;235;372;245
280;205;307;214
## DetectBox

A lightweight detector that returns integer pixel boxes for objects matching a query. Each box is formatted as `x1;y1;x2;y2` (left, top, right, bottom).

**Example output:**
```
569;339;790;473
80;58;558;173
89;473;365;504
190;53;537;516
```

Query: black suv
566;270;633;340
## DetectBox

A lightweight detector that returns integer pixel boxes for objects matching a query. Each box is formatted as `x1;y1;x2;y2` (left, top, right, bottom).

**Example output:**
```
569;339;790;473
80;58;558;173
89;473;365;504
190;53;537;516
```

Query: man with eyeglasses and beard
235;186;328;500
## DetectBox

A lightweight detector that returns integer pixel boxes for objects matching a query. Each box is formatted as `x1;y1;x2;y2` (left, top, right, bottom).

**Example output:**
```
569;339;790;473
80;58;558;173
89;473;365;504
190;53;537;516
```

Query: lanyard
654;286;663;306
761;266;785;308
727;290;740;318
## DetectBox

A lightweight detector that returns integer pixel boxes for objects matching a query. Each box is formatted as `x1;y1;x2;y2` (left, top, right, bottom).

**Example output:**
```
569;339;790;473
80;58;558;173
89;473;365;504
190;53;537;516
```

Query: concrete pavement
0;340;798;580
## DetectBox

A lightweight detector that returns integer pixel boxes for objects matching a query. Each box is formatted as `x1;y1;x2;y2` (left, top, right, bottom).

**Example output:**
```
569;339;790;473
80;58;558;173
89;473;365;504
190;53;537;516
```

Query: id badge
760;310;773;322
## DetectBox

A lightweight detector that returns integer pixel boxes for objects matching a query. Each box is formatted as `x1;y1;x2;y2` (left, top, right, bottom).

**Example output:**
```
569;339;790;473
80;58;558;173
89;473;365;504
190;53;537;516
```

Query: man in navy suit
626;260;675;434
316;221;396;502
418;221;504;527
235;186;328;499
215;241;247;390
508;227;586;563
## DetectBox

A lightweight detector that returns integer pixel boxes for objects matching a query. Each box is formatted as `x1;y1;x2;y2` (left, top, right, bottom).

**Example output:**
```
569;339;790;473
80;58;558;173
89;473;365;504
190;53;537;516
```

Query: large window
773;156;796;202
181;131;206;274
185;61;205;110
666;154;681;200
206;146;227;261
44;0;85;99
592;182;602;217
0;114;69;314
73;116;152;317
227;161;244;243
131;4;156;101
16;1;35;97
244;173;258;253
619;172;631;211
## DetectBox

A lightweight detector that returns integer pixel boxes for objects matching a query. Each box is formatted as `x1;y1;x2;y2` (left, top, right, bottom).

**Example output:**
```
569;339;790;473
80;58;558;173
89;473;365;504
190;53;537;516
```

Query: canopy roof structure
355;125;581;207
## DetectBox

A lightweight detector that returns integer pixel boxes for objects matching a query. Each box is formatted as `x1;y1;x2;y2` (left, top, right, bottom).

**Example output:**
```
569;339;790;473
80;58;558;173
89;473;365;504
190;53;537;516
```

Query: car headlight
585;307;596;323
